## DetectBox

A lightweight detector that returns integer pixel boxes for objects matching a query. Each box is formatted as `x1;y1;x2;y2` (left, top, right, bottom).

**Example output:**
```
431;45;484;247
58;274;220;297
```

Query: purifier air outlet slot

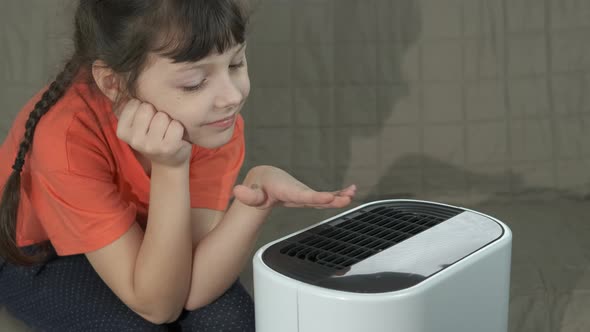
278;202;462;270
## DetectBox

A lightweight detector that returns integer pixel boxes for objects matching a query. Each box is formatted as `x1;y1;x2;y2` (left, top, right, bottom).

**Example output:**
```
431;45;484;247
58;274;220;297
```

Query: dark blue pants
0;247;255;331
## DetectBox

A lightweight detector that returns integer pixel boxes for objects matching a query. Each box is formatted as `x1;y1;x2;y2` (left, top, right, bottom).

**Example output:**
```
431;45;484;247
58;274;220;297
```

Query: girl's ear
92;60;123;102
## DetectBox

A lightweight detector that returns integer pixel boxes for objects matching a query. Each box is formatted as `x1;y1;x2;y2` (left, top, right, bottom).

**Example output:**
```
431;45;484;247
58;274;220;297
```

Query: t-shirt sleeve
29;170;137;256
188;115;246;211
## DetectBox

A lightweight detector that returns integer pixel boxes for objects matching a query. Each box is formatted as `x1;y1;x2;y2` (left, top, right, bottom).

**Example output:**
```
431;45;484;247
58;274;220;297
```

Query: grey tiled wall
1;0;589;205
0;0;73;138
242;0;590;204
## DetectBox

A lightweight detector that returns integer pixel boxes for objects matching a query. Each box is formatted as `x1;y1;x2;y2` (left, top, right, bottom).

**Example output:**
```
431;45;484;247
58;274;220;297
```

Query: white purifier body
253;199;512;332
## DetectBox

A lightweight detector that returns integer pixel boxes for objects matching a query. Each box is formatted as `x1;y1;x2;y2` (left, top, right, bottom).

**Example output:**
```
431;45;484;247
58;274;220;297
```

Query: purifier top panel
261;201;504;293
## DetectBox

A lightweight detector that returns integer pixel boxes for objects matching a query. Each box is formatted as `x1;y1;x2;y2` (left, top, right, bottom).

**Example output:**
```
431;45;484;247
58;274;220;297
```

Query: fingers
114;99;192;166
116;99;141;138
285;189;335;205
332;184;357;197
326;195;353;208
163;119;185;146
147;112;170;142
300;184;356;205
283;195;352;209
234;187;355;210
283;184;356;209
118;101;157;146
132;103;156;136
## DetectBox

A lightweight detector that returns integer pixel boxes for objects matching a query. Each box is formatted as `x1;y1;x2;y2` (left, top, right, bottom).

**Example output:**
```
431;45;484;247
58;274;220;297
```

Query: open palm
233;166;356;210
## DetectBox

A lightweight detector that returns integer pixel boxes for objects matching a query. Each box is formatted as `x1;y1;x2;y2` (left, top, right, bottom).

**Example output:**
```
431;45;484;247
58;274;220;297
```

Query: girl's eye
181;59;244;92
182;80;207;92
229;61;245;70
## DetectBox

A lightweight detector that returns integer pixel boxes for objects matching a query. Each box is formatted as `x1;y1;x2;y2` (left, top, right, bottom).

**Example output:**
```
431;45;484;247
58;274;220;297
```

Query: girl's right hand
116;99;193;167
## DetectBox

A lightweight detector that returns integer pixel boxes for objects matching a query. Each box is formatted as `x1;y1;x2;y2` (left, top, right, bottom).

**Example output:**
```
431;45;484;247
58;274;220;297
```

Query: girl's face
134;43;250;149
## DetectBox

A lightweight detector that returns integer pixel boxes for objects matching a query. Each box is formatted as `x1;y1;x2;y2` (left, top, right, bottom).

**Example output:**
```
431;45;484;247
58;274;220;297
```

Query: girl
0;1;356;331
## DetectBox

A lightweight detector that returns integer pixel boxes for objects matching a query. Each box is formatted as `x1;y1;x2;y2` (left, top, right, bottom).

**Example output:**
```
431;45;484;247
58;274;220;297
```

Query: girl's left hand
233;165;356;210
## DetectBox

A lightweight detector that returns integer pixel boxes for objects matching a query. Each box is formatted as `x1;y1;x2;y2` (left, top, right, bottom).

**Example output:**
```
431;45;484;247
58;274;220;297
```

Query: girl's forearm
133;163;193;320
185;174;270;310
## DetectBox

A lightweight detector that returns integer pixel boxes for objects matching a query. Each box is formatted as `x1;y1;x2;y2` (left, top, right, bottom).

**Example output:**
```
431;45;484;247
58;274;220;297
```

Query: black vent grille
276;202;461;271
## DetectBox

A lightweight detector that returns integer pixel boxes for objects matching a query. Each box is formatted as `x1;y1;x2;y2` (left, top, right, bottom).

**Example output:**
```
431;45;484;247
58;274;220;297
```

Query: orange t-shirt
0;81;245;255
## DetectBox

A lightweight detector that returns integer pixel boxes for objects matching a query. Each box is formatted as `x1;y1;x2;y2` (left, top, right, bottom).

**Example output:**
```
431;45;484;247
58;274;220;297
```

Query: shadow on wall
331;0;422;195
368;153;589;204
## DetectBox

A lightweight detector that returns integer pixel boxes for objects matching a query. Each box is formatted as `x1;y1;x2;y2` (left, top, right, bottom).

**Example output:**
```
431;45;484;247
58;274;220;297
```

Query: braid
0;59;80;265
12;60;80;173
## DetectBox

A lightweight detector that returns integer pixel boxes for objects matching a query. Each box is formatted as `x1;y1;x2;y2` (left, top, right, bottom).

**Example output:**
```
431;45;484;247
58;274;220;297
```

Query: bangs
150;0;248;63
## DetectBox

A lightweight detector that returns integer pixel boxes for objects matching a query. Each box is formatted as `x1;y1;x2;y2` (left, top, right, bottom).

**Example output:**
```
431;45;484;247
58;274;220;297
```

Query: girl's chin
188;127;235;149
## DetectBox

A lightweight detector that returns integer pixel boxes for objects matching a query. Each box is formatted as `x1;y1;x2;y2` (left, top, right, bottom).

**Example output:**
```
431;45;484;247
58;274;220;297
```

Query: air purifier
253;199;512;332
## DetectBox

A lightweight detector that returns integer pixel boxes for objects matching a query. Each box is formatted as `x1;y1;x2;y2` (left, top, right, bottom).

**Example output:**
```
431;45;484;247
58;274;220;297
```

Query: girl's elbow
184;293;214;312
131;297;185;325
139;306;184;325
